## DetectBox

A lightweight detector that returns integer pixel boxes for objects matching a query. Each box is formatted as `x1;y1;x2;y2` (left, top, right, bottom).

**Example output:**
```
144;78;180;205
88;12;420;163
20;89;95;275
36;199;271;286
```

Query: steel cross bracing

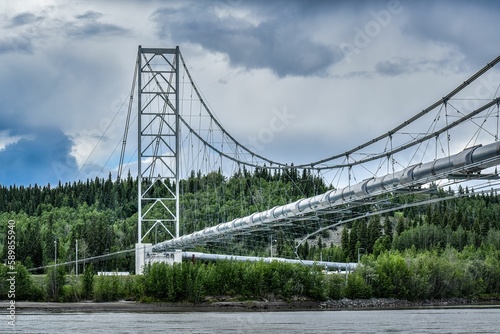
135;47;181;273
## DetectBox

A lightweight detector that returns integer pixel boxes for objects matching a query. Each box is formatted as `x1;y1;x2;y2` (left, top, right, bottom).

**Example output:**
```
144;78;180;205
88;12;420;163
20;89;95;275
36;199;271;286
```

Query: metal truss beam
136;46;180;274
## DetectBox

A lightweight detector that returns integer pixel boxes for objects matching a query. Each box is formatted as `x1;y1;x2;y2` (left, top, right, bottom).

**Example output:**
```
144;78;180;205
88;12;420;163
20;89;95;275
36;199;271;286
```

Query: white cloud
0;131;22;150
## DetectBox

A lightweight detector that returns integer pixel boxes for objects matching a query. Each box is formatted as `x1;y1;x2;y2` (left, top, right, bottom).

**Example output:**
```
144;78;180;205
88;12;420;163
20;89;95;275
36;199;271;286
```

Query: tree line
2;169;500;270
0;168;500;303
0;167;327;272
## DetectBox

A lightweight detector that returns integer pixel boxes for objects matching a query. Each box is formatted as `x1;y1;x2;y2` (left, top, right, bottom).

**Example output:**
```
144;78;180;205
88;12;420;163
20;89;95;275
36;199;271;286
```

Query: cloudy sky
1;0;500;186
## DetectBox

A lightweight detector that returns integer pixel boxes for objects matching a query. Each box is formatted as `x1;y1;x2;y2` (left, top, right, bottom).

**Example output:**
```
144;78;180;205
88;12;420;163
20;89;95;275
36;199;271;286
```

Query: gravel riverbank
4;297;499;313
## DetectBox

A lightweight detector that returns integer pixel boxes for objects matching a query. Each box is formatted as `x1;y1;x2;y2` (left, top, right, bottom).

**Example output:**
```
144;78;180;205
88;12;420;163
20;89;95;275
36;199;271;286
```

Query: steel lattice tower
135;46;181;274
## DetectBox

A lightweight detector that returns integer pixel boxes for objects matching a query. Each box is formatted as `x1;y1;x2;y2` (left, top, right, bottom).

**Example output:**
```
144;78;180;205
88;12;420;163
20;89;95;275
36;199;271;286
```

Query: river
6;307;500;333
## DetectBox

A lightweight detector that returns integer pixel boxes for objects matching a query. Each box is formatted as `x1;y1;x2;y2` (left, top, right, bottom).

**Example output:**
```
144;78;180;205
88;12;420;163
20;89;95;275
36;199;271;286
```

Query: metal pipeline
182;251;357;271
153;141;500;251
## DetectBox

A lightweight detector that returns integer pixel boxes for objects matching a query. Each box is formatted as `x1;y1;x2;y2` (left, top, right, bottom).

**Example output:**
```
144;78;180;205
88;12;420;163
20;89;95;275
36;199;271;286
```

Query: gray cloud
401;0;500;68
152;3;340;77
1;11;43;54
375;58;412;76
65;21;129;37
375;55;466;77
6;12;44;28
66;10;128;37
75;10;103;20
0;36;33;54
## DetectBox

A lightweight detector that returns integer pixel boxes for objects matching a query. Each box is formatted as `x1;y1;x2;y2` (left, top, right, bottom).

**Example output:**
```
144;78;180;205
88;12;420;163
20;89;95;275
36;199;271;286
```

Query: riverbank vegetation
1;245;499;303
1;169;500;302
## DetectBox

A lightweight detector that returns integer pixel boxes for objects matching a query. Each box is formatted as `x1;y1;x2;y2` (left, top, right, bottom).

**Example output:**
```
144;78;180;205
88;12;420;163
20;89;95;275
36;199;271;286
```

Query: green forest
1;168;500;302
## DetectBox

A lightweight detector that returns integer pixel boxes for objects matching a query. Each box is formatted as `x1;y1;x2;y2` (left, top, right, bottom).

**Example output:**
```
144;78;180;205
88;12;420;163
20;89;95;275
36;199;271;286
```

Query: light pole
76;239;78;276
54;238;57;265
357;247;365;263
105;248;109;272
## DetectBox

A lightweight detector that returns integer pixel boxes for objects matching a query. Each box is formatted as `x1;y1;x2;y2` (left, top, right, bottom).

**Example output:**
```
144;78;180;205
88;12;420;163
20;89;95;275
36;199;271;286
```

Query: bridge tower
135;46;182;274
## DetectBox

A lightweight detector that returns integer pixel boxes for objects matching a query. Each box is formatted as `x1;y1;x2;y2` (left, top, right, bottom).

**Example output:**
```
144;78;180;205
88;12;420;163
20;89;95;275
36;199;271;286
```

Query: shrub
61;275;82;302
93;274;124;302
46;265;66;301
344;271;372;299
372;251;410;298
326;274;345;300
82;264;95;299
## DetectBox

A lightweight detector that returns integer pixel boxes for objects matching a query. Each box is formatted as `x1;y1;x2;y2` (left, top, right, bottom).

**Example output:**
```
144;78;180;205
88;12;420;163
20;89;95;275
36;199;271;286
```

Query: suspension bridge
29;47;500;274
113;46;500;274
